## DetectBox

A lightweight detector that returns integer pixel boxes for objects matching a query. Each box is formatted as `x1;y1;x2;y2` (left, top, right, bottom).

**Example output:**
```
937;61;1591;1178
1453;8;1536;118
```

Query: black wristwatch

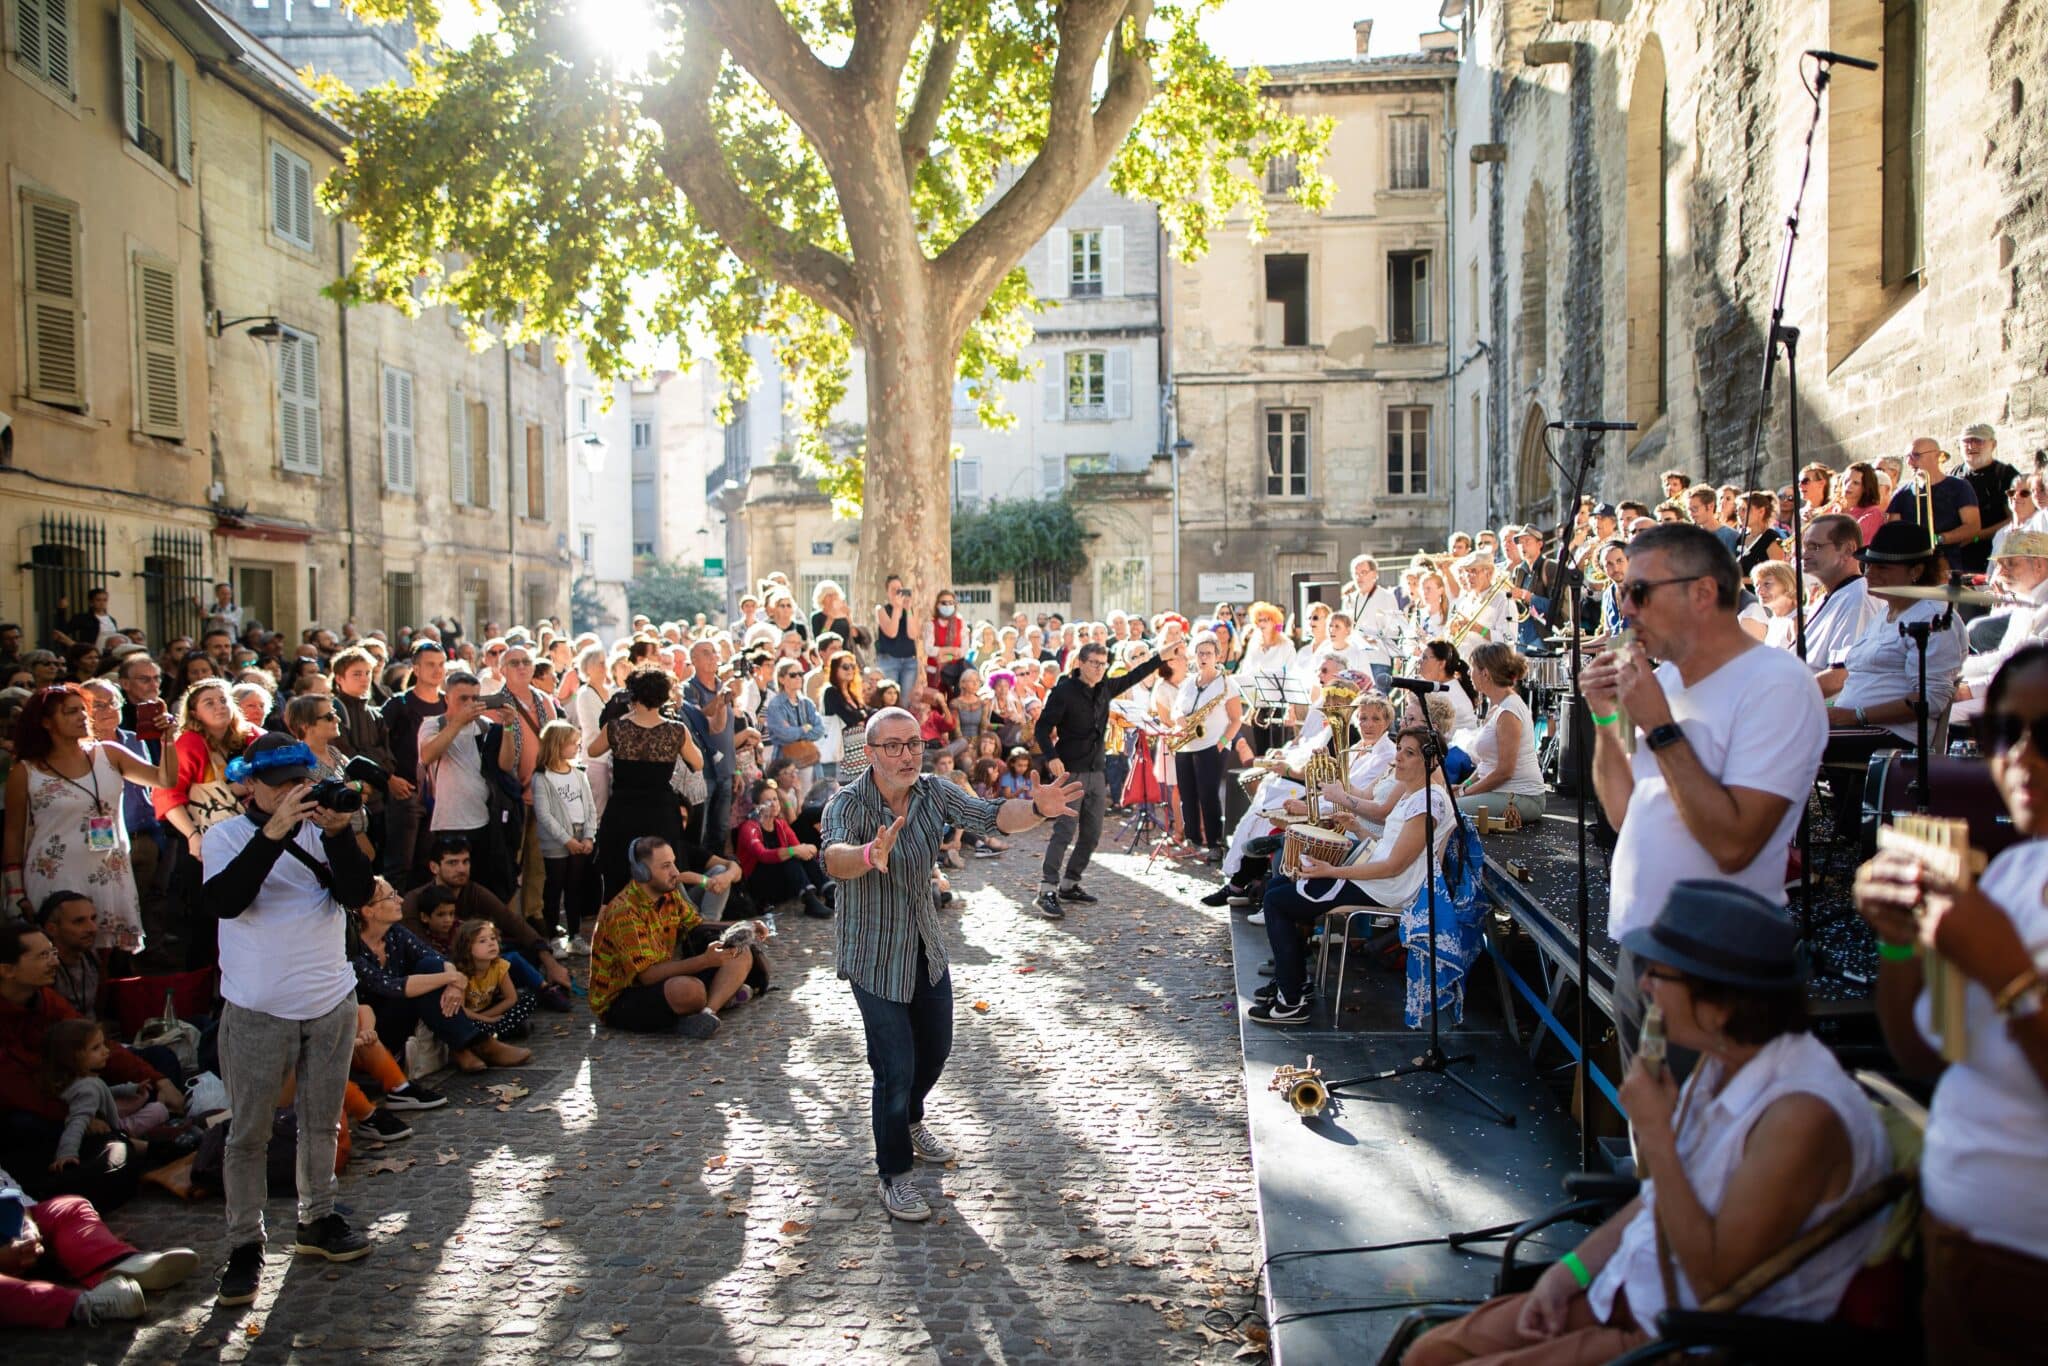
1645;722;1686;752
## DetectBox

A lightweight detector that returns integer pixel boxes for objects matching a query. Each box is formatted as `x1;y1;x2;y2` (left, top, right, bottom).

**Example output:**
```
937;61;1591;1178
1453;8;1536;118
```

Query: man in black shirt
1956;422;2019;576
1029;637;1185;919
379;641;447;889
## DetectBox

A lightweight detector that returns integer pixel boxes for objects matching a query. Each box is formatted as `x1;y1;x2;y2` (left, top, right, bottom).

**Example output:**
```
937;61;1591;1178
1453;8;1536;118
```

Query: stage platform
1231;913;1585;1365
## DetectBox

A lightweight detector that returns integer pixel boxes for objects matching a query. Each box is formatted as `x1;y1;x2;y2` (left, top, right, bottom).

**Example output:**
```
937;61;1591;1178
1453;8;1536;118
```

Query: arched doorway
1516;402;1555;530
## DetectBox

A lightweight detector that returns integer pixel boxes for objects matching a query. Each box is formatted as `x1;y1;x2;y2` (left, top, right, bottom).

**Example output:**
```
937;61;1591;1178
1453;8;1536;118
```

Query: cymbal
1873;583;2001;606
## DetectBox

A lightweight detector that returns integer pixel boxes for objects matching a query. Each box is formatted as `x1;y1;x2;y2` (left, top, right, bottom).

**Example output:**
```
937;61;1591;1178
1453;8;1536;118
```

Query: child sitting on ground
998;747;1034;799
42;1019;181;1171
450;921;534;1065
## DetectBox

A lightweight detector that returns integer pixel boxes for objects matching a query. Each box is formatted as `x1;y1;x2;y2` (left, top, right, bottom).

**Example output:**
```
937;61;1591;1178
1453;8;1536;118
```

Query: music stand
1117;718;1172;859
1239;670;1313;731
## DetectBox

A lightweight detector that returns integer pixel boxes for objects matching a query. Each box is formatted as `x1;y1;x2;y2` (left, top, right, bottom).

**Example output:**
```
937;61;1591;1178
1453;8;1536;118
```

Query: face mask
937;604;956;618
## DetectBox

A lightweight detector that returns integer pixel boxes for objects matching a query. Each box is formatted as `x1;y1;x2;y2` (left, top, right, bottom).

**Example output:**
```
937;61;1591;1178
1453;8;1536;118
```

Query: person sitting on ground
1248;727;1455;1025
40;1019;185;1173
997;747;1033;799
734;780;833;919
399;836;573;1011
1405;881;1892;1366
34;893;102;1021
0;1161;200;1329
349;877;527;1073
586;836;753;1038
449;920;536;1047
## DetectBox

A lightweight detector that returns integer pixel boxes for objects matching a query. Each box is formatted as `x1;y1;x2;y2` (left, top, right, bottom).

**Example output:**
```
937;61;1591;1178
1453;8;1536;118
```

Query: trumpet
1270;1056;1329;1118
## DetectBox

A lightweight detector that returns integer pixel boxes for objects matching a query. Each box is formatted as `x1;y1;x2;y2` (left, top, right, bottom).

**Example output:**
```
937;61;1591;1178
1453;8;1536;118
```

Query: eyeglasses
1641;966;1689;987
872;739;926;759
313;712;338;723
1800;474;1828;485
1619;574;1706;607
1984;712;2048;757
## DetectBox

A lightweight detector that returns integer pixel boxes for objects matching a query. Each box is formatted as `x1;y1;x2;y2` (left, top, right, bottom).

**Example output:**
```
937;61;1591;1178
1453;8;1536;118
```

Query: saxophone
1167;680;1230;752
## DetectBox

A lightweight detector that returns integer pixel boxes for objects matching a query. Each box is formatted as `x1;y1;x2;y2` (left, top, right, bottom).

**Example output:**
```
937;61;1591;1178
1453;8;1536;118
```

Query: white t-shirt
203;815;357;1020
1918;839;2048;1258
421;714;491;830
1306;784;1454;907
1344;586;1406;668
1174;674;1236;752
1468;692;1545;796
1608;643;1826;939
1801;577;1886;670
1835;599;1966;744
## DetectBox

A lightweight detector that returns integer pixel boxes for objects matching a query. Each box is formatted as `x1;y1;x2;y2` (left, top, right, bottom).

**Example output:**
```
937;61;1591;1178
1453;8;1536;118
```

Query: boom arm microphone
1385;676;1449;695
1546;420;1639;432
1805;49;1877;70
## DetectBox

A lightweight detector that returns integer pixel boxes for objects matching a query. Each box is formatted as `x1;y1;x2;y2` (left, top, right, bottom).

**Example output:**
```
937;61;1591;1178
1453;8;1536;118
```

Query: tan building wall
1170;53;1458;610
3;0;218;648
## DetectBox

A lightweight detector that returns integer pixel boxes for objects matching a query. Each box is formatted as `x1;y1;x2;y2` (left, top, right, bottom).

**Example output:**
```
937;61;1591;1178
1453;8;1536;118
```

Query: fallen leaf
971;1000;991;1012
705;1154;728;1170
365;1156;415;1176
1127;1251;1161;1269
485;1082;530;1103
837;1258;863;1270
539;1218;564;1229
435;1150;461;1166
779;1220;810;1236
410;1241;430;1251
1061;1244;1114;1264
610;1324;628;1336
245;1321;263;1338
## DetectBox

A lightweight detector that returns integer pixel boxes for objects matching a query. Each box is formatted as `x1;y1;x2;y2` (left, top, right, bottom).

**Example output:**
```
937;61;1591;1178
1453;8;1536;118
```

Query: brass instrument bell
1270;1056;1329;1118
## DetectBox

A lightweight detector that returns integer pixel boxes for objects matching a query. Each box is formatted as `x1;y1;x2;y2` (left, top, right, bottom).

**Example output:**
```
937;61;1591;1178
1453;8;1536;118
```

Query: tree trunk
853;308;954;637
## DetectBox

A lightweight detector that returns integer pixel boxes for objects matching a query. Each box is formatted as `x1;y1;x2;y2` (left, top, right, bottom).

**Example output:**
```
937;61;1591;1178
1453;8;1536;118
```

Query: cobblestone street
33;833;1264;1364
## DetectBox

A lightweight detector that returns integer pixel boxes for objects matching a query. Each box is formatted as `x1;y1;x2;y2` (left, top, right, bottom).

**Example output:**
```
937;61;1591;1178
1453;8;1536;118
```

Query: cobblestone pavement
35;830;1265;1364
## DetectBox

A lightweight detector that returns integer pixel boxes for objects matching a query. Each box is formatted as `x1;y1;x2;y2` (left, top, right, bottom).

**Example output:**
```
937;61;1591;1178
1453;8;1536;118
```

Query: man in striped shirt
820;707;1083;1223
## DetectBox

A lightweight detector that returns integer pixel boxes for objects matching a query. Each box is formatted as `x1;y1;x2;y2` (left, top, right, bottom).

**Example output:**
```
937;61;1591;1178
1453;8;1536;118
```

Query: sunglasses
1983;712;2048;757
1619;574;1705;607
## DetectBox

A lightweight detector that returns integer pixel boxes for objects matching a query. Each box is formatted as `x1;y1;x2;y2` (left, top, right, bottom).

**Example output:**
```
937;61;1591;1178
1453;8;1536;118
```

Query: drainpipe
1160;220;1180;605
1442;77;1458;534
335;221;358;623
505;343;517;619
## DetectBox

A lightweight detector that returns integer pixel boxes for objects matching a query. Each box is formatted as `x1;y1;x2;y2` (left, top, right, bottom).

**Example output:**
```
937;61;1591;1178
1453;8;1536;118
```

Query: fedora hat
1991;531;2048;561
1619;879;1808;991
1854;521;1940;566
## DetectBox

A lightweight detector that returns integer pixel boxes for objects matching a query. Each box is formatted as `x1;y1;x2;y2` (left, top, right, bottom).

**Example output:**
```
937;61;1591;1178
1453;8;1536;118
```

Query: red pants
1405;1290;1649;1366
0;1195;136;1330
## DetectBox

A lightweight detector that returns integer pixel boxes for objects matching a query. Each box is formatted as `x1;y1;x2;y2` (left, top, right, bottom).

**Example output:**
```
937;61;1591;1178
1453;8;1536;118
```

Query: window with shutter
448;388;471;506
1106;348;1131;420
132;255;181;438
521;421;544;520
268;141;315;251
474;399;497;508
277;329;321;473
1390;115;1430;190
382;365;415;492
13;0;77;93
542;423;559;521
21;189;83;409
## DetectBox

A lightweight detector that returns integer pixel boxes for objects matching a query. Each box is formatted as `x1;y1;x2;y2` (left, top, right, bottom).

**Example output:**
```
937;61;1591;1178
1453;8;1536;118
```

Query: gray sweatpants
1040;770;1108;889
218;995;357;1247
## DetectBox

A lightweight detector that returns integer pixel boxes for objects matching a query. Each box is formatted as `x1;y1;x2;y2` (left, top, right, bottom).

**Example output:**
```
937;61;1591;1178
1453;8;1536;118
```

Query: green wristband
1588;710;1620;727
1560;1251;1593;1289
1876;940;1919;962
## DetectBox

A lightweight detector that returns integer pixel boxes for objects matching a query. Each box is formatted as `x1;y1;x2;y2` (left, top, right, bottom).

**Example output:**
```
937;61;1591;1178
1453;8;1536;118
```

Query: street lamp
209;312;285;341
567;430;608;471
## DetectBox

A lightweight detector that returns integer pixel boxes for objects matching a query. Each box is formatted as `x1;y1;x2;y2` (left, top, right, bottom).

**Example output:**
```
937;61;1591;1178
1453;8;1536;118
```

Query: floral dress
22;746;144;952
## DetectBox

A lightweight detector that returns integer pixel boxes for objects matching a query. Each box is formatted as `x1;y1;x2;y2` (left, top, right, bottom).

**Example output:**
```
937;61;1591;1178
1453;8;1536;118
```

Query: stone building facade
1169;34;1460;614
1443;0;2048;528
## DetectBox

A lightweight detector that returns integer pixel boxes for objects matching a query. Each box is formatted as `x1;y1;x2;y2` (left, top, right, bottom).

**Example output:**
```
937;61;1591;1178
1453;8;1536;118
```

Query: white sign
1197;572;1256;602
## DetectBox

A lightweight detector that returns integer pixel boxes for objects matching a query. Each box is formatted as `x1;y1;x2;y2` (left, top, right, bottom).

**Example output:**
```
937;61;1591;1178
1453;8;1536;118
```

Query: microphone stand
1323;692;1513;1127
1900;603;1955;812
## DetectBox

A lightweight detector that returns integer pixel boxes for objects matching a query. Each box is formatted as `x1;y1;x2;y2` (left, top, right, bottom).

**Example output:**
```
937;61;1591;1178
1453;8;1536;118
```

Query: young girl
970;732;1003;767
43;1019;173;1170
450;921;535;1060
929;754;968;868
531;720;599;953
998;747;1034;799
971;757;1004;801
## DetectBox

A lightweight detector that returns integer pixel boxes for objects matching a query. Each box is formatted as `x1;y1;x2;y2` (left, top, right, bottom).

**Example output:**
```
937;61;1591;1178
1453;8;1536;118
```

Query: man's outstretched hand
1029;775;1084;821
869;816;907;874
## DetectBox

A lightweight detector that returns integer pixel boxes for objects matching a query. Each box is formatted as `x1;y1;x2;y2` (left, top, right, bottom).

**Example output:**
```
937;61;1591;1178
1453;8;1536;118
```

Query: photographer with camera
285;694;376;862
202;733;378;1307
417;670;516;901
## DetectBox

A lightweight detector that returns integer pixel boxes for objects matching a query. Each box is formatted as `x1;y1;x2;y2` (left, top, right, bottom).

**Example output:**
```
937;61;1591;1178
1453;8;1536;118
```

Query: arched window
1624;40;1668;432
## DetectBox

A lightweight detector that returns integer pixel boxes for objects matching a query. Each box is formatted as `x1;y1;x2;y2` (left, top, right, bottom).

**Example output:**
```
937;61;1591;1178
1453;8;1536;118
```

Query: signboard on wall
810;541;835;556
1197;572;1255;602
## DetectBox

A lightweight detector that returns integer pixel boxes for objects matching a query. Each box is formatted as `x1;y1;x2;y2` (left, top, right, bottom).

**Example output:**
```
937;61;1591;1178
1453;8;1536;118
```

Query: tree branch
899;20;964;177
648;19;858;322
933;0;1151;337
697;0;851;162
847;0;927;100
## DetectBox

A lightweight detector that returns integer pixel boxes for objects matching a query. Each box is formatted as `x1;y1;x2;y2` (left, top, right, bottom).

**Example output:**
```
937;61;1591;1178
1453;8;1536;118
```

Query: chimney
1354;19;1373;57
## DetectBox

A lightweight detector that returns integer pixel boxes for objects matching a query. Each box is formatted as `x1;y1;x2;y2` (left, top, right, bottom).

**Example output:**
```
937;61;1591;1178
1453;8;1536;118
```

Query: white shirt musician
1955;535;2048;720
1449;556;1516;661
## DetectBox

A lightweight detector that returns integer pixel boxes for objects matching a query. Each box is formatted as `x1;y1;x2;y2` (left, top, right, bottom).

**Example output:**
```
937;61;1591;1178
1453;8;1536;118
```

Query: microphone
1805;49;1877;70
1385;676;1449;695
1547;420;1640;432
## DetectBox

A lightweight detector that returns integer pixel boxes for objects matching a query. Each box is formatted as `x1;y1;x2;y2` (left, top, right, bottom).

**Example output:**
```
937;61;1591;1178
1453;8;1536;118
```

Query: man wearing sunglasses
1954;532;2048;722
1579;523;1827;1075
819;707;1084;1224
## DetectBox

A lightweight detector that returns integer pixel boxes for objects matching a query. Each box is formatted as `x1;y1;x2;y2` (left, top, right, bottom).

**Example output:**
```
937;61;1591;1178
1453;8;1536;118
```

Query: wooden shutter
133;256;181;437
22;191;83;407
18;0;74;90
1882;0;1925;284
1042;229;1068;299
269;143;313;249
171;63;191;180
514;420;531;517
16;0;45;76
448;388;471;506
292;157;313;247
1101;224;1124;297
118;6;138;143
382;366;415;492
481;398;501;510
1107;348;1132;420
278;330;321;472
542;422;559;521
1041;351;1065;422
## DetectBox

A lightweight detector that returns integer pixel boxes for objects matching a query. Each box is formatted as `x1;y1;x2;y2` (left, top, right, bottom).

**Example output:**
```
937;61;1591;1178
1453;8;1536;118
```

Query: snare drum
1281;823;1350;877
1526;653;1569;692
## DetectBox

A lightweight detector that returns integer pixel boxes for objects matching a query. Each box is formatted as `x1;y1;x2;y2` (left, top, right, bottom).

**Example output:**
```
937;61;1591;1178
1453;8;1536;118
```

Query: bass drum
1860;750;2020;862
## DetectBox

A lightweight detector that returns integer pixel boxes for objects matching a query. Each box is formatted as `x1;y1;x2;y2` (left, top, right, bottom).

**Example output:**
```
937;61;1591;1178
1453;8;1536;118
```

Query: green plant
950;497;1089;585
570;576;616;635
627;559;723;626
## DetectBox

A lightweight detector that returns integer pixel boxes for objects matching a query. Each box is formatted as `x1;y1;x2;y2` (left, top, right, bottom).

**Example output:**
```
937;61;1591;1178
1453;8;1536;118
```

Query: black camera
341;755;390;792
307;776;363;814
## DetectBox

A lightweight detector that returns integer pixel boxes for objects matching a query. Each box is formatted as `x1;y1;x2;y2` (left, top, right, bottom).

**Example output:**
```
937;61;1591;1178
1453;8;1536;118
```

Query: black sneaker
215;1242;264;1306
1030;892;1067;920
1199;885;1241;907
1056;884;1099;904
535;984;573;1013
292;1214;372;1262
381;1082;446;1112
802;891;834;919
1247;994;1311;1026
673;1009;720;1040
1252;981;1315;1006
355;1108;413;1142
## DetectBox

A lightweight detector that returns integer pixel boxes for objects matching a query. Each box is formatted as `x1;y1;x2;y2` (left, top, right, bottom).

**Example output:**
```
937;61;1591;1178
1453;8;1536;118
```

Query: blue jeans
876;652;922;703
504;950;543;990
849;945;952;1179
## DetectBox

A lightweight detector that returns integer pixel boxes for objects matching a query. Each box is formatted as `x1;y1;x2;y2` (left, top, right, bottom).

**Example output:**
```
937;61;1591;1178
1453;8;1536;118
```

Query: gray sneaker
880;1175;932;1222
72;1274;145;1325
908;1121;954;1163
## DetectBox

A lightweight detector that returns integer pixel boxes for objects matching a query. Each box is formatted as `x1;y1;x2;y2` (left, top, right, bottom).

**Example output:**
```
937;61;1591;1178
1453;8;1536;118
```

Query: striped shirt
821;773;1005;1002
